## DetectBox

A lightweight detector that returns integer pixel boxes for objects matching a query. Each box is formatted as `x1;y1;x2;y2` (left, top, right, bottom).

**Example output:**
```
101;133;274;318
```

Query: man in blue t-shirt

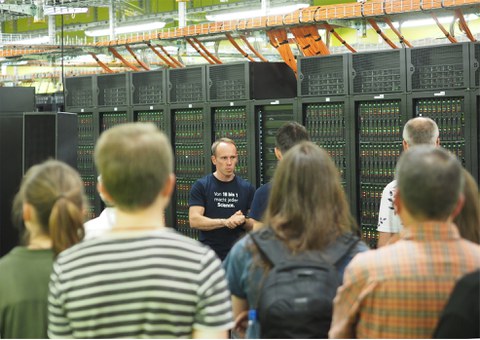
249;122;310;230
189;138;255;260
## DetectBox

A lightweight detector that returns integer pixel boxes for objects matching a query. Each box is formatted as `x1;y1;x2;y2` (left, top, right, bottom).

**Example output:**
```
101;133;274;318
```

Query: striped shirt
329;222;480;339
48;229;233;338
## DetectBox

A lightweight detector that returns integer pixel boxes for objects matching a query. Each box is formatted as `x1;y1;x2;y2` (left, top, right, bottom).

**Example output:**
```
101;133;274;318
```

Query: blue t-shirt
223;232;370;307
249;183;271;222
189;174;255;260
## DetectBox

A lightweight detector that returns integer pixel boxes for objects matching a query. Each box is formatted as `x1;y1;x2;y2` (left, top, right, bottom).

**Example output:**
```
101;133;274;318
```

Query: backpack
250;227;359;339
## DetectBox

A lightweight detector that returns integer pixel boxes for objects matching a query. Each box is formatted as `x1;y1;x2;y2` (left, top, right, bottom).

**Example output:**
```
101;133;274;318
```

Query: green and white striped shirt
48;229;233;338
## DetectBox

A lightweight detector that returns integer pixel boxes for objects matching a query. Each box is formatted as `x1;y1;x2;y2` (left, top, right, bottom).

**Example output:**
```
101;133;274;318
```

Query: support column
109;0;116;40
261;0;270;15
48;15;55;44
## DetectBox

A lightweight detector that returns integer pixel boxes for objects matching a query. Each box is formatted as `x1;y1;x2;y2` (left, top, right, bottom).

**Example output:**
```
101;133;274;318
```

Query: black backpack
250;227;359;339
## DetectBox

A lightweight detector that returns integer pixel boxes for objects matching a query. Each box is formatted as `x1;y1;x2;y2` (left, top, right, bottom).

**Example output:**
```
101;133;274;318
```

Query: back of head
275;122;310;154
396;145;463;221
265;141;353;251
15;159;85;255
454;169;480;244
94;122;173;211
402;117;439;146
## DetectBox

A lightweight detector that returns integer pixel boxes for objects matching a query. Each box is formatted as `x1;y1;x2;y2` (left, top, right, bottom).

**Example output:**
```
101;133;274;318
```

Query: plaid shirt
330;222;480;339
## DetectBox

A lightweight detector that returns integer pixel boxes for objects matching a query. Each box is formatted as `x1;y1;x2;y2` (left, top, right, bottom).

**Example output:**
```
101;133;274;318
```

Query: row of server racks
66;42;480;248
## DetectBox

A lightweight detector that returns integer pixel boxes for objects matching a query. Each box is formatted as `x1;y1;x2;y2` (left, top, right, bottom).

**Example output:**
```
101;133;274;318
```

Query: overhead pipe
186;38;215;64
125;45;150;70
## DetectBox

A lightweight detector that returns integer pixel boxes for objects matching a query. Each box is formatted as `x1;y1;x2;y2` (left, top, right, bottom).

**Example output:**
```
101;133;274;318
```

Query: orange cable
455;9;476;42
323;23;356;53
146;42;175;68
383;17;413;48
89;52;114;73
431;12;458;43
240;35;269;62
108;47;140;71
125;45;150;71
157;44;184;68
192;38;222;64
367;18;398;49
186;38;215;64
225;33;257;62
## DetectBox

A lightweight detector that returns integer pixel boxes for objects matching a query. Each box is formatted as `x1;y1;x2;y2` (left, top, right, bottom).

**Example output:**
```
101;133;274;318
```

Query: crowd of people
0;118;478;339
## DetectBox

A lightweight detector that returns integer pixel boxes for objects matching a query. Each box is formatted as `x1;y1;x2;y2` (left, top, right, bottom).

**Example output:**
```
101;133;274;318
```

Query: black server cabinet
132;69;167;106
407;91;473;173
0;111;78;256
407;43;471;92
352;94;408;249
255;99;300;187
210;101;256;185
473;89;480;182
0;112;24;257
207;62;297;101
168;66;206;104
75;109;100;219
97;72;131;108
65;75;96;109
171;104;211;239
0;87;35;112
298;54;349;97
350;49;407;95
23;112;77;172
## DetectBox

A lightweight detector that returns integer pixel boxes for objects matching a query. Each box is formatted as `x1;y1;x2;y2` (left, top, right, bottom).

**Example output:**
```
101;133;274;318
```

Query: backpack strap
321;233;360;265
250;227;288;267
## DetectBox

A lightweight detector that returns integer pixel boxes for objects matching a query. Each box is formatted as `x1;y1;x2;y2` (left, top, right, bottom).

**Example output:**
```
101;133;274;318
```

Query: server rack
470;42;480;181
407;91;471;171
23;112;77;172
352;92;408;249
350;48;408;248
255;98;300;187
65;75;96;109
65;75;99;218
207;61;297;101
210;101;256;185
168;65;206;104
131;69;173;227
297;53;354;211
170;103;211;239
0;88;35;256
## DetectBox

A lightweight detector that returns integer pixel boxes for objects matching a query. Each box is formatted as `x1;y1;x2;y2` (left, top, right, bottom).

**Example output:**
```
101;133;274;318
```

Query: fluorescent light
206;4;309;21
7;36;50;45
44;6;88;15
85;21;166;37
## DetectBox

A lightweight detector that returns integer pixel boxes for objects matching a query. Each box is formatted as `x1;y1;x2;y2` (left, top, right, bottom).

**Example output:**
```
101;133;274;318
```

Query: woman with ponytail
0;159;86;338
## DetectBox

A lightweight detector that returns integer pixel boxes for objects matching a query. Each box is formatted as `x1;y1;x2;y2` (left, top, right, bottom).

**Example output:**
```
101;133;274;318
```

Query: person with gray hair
330;145;480;338
377;116;440;247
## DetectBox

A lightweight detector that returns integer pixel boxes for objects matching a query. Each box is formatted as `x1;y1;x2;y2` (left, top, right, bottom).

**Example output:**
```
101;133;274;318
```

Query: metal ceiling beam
0;4;36;16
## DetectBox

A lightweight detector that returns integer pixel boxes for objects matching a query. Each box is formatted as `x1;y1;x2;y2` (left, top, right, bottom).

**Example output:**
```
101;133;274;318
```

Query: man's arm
192;329;228;339
189;206;246;231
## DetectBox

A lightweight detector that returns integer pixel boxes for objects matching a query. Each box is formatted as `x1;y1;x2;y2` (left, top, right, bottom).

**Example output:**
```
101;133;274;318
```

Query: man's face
212;142;238;180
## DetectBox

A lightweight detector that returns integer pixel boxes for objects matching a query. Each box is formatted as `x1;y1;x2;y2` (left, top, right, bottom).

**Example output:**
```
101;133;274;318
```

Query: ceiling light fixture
85;21;166;37
43;6;89;16
393;13;478;28
206;3;309;22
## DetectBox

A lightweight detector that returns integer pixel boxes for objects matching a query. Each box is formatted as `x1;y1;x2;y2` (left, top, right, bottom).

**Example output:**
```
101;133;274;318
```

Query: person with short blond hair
48;123;233;339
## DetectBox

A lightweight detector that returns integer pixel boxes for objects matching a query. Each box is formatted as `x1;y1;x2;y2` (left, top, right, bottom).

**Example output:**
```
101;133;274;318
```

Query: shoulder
382;180;397;195
235;176;255;190
255;183;271;196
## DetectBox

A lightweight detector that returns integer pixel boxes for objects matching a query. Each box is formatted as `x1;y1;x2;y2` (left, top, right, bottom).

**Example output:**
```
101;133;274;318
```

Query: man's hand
225;210;245;229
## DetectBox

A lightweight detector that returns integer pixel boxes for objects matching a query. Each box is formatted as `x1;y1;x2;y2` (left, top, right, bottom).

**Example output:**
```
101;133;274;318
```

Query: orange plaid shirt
329;222;480;339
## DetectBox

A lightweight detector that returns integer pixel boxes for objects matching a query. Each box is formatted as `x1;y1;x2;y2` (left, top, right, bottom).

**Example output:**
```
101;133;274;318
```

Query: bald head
402;117;439;147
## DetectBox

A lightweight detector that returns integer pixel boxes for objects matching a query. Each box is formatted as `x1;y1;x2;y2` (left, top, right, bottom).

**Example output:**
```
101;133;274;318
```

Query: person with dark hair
224;141;367;338
48;123;233;338
454;169;480;244
249;121;310;230
377;116;440;247
189;137;255;260
0;160;85;338
330;146;480;339
433;269;480;338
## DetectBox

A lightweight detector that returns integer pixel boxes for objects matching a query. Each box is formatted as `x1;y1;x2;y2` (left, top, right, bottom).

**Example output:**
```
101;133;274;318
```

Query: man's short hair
402;117;439;146
94;122;173;211
395;145;464;220
211;137;236;156
275;122;310;154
